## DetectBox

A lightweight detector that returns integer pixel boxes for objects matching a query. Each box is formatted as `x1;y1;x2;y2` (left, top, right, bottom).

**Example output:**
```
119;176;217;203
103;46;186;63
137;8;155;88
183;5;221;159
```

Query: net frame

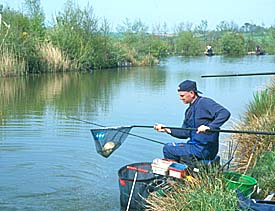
90;126;132;158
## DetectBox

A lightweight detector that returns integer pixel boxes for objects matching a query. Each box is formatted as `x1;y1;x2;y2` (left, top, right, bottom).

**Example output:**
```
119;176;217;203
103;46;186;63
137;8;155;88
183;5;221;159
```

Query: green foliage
263;28;275;55
243;34;258;52
175;31;203;56
48;0;119;70
23;0;46;40
0;0;47;73
147;35;170;58
194;20;209;44
116;18;148;33
216;21;239;33
2;2;275;76
147;173;240;211
250;151;275;199
232;78;275;197
117;19;169;65
244;84;275;151
247;84;275;119
219;32;246;55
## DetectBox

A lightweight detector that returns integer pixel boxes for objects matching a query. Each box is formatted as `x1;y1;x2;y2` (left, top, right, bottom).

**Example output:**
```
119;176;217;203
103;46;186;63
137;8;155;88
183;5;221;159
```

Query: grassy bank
231;78;275;199
146;172;241;211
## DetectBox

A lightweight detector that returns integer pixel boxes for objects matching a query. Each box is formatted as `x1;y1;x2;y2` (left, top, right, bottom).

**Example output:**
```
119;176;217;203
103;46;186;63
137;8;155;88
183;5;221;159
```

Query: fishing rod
201;72;275;78
68;116;275;158
67;116;104;127
66;116;165;145
67;117;275;136
132;125;275;135
201;128;275;135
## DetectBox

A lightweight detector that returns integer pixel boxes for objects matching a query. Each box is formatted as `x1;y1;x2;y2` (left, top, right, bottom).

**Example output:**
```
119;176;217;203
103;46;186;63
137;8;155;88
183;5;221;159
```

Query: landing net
90;126;132;158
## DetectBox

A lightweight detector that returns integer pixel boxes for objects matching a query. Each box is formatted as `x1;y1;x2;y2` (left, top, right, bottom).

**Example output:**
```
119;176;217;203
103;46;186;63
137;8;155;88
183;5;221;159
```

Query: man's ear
190;91;196;97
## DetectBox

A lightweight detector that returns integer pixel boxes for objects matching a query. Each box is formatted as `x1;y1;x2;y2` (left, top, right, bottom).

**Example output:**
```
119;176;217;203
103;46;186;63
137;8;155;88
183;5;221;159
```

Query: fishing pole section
67;116;275;158
201;71;275;78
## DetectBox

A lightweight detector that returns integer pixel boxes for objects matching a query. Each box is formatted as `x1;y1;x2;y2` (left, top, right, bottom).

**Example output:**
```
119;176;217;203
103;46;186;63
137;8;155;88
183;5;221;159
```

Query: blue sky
3;0;275;31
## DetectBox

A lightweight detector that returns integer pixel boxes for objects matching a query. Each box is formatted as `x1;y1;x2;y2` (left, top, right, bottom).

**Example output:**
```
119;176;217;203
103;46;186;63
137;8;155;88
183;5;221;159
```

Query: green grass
146;171;240;211
231;77;275;199
249;151;275;199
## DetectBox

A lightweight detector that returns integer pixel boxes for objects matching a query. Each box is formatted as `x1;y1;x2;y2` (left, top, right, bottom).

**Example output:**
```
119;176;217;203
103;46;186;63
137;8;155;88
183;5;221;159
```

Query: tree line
1;0;275;77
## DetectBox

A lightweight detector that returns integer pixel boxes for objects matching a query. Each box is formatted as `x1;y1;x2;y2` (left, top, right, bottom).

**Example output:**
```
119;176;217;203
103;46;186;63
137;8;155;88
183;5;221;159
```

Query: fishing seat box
168;163;188;179
151;159;174;176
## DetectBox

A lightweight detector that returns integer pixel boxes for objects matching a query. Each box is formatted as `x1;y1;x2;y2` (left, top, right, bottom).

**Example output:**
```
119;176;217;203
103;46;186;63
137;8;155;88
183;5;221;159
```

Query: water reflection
0;66;167;123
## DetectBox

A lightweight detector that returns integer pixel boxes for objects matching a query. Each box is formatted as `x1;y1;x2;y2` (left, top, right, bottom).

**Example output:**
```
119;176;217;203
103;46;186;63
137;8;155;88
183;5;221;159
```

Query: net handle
126;171;138;211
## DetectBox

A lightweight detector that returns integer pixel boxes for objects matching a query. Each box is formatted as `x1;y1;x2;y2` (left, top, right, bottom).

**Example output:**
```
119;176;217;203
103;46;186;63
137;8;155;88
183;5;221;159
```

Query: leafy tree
116;18;148;33
175;31;203;56
216;20;239;33
219;32;246;55
194;20;209;45
175;21;193;33
1;1;46;73
264;27;275;54
23;0;45;40
116;19;168;65
48;0;116;70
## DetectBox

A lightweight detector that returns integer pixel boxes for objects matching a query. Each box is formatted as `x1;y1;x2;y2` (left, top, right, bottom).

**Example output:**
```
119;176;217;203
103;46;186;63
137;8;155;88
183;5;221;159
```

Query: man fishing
154;80;231;163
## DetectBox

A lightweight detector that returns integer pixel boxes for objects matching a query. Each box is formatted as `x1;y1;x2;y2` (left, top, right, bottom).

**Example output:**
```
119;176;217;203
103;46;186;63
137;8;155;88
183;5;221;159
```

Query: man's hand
154;123;171;134
197;125;210;133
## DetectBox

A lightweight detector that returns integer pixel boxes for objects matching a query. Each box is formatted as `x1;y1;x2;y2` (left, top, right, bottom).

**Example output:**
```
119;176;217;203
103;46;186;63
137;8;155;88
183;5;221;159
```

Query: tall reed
232;80;275;173
38;42;71;72
0;47;26;77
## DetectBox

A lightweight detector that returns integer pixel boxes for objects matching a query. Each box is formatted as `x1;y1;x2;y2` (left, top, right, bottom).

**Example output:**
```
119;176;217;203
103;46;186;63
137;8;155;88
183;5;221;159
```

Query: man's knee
163;143;178;160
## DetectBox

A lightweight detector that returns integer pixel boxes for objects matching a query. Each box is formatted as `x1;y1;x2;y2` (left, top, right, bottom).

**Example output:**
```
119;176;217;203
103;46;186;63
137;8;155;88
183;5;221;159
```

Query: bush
175;31;203;56
219;32;246;55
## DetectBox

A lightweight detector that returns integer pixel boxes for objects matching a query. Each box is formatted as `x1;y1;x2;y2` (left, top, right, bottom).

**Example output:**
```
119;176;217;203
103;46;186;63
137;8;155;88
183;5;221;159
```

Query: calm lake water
1;55;275;210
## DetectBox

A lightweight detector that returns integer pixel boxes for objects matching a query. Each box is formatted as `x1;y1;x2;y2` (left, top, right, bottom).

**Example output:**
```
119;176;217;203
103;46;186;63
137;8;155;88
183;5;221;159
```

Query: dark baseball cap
177;80;202;94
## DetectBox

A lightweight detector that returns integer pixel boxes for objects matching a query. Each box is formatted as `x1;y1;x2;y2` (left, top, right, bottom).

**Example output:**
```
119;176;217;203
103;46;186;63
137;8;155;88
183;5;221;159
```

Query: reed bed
114;42;159;67
38;42;72;72
0;47;26;77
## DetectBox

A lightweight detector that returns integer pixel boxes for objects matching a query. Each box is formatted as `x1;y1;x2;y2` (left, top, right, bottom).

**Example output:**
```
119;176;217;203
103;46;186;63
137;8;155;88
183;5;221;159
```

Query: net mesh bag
90;126;132;158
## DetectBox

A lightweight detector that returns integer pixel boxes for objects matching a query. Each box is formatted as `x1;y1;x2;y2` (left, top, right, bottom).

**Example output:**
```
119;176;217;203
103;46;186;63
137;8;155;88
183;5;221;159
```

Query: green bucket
223;172;257;197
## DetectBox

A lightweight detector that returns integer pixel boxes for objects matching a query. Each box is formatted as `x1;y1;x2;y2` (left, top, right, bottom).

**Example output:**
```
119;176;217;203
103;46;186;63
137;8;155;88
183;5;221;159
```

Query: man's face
178;91;196;104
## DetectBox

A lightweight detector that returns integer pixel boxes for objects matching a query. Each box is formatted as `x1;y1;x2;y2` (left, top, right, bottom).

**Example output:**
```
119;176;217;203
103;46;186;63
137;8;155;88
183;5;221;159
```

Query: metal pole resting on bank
201;72;275;78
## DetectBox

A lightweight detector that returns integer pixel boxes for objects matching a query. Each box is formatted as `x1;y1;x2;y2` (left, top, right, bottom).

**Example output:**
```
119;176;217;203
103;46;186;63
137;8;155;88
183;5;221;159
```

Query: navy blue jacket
170;96;231;159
